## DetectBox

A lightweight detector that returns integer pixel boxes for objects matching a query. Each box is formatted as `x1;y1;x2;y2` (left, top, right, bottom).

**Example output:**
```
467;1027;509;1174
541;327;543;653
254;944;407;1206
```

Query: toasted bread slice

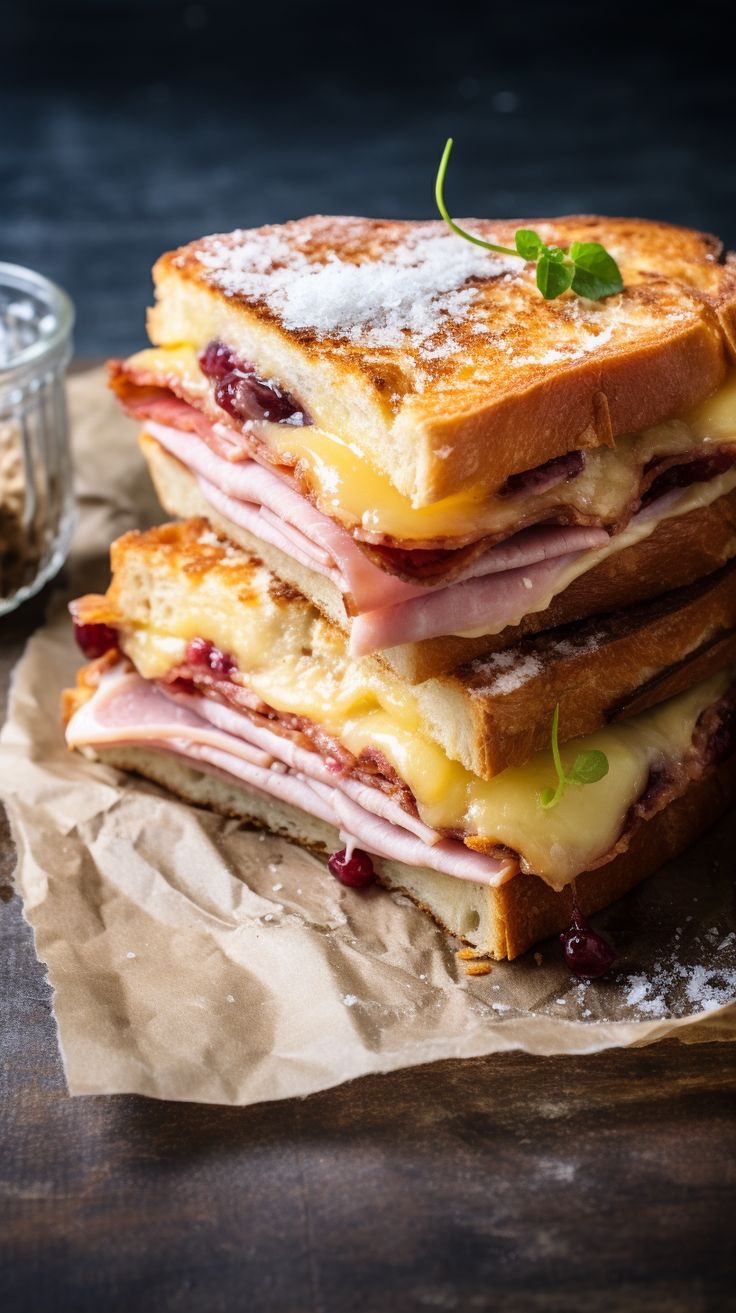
72;518;736;779
67;738;736;960
147;216;736;506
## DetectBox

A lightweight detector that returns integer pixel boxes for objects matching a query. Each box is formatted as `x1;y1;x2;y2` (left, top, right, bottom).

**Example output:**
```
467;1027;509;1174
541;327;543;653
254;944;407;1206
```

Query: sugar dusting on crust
194;221;520;356
178;216;724;384
469;650;544;696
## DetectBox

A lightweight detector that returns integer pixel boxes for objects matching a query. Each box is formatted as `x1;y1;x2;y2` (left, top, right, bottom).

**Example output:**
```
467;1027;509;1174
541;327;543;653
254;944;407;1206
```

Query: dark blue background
3;0;734;354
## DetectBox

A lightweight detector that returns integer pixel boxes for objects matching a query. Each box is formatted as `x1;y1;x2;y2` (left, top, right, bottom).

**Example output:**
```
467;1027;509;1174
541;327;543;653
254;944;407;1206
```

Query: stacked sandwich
64;216;736;959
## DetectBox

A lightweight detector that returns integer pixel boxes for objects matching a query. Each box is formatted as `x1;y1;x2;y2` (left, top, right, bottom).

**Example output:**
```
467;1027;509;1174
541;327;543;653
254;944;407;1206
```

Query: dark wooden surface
2;545;736;1313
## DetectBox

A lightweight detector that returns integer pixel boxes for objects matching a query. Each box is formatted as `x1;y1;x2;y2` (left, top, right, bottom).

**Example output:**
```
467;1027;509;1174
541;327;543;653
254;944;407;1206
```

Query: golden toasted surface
144;216;736;503
107;518;302;612
157;215;733;388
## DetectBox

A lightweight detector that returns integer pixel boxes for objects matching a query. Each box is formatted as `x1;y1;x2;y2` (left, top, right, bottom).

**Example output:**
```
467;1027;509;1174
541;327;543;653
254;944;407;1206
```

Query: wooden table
2;587;735;1313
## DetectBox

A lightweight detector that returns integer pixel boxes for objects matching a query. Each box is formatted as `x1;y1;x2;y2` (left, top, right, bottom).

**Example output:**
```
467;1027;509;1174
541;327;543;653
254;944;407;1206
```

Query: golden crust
432;561;736;777
104;518;305;617
147;216;736;503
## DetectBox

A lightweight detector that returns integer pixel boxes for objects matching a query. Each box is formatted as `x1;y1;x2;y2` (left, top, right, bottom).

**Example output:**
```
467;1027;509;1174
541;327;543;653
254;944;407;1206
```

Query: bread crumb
465;962;493;977
533;952;543;966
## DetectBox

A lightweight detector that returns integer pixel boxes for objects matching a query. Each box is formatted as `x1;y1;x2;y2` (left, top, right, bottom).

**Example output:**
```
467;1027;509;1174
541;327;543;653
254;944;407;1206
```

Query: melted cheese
456;463;736;637
124;345;736;541
121;603;731;888
687;370;736;440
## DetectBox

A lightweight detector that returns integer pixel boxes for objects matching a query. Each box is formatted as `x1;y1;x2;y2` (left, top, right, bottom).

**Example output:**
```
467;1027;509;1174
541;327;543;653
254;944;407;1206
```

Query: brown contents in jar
0;420;42;597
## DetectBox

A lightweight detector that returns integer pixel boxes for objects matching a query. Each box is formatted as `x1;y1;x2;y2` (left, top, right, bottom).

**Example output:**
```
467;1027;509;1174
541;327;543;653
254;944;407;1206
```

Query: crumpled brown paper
1;368;735;1106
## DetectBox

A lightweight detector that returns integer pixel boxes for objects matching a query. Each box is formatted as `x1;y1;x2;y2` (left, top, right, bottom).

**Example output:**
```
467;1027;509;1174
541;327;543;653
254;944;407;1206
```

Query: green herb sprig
435;138;624;302
538;704;609;810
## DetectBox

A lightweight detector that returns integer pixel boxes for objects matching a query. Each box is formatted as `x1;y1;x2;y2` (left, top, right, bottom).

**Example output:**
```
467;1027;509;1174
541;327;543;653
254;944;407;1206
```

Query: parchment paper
1;368;735;1106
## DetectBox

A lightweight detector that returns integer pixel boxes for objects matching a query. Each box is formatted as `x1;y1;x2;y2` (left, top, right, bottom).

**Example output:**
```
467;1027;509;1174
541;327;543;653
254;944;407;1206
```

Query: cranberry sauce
702;698;736;768
73;621;118;659
500;450;586;499
328;848;376;888
560;897;616;980
644;449;736;504
185;637;237;678
198;339;310;427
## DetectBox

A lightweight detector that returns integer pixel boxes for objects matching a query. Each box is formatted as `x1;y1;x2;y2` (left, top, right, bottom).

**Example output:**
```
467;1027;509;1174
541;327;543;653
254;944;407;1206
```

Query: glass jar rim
0;261;75;377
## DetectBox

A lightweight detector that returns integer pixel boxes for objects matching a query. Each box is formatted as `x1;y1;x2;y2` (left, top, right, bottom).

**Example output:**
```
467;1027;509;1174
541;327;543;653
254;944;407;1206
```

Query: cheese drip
121;604;731;887
125;345;736;540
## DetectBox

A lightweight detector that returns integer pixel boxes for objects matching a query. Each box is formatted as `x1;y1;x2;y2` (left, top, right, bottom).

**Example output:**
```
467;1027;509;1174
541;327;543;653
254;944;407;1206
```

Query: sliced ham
147;421;427;611
165;683;442;846
66;666;515;887
349;552;583;654
147;419;610;617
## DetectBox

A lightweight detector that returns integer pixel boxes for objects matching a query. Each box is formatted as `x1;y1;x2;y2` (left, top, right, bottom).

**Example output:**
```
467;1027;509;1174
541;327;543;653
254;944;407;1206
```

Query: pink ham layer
146;420;611;652
67;665;516;887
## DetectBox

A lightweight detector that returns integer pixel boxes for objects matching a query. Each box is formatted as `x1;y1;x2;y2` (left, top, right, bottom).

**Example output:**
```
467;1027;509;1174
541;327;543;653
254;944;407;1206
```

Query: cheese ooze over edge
118;589;733;887
122;345;736;541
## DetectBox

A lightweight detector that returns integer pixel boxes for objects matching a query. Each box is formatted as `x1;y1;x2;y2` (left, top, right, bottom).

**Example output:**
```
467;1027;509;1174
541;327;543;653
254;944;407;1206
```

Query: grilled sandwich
63;213;736;960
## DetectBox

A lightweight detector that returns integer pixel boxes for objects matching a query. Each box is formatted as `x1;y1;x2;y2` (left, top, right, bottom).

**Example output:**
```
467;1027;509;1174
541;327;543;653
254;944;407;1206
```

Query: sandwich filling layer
66;656;735;893
67;520;736;890
140;421;736;653
112;346;736;569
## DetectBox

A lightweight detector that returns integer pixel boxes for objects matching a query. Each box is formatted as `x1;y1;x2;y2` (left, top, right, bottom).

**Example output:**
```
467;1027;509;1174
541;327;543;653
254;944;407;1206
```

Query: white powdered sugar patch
195;225;521;355
548;632;602;660
623;955;736;1018
470;649;543;696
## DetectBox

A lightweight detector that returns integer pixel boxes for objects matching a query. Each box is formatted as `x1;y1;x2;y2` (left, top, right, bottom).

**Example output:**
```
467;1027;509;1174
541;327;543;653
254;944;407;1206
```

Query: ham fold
66;666;516;887
146;420;614;648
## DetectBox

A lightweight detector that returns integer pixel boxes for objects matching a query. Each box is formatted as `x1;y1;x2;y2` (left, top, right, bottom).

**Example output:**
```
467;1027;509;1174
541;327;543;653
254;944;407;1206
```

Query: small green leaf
569;242;623;300
538;785;558;810
514;228;542;260
568;749;610;785
536;256;574;300
433;140;625;302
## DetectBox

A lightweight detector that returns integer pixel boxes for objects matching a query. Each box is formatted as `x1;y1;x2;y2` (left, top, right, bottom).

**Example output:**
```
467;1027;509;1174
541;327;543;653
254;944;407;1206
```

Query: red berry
560;908;616;980
198;340;242;380
185;637;236;678
73;621;118;659
214;367;308;426
209;647;236;677
328;848;375;888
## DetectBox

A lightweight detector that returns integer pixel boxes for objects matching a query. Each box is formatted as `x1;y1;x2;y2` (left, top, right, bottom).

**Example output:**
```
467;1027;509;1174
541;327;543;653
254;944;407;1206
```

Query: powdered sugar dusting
183;218;709;381
470;650;543;696
194;222;520;356
624;961;736;1016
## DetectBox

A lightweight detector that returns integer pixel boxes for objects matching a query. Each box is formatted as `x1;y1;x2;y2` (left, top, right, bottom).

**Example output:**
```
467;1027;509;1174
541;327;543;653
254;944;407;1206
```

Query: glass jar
0;263;75;615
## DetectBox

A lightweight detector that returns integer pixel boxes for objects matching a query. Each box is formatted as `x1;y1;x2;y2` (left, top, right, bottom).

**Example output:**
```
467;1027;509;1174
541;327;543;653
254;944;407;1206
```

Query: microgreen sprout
435;138;624;301
538;704;609;810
